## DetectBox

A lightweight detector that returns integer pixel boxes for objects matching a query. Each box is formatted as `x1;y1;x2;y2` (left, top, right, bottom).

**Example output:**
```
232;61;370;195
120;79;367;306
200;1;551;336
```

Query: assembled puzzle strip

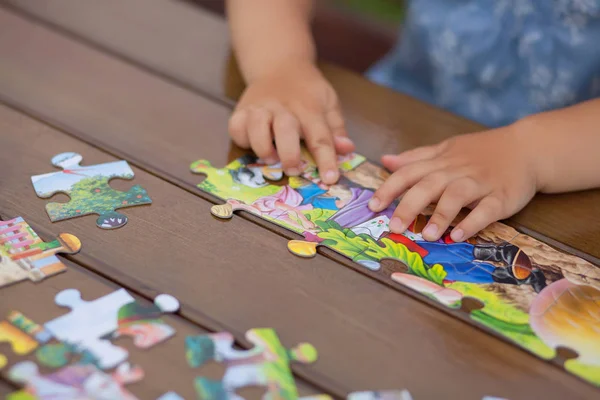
191;148;600;387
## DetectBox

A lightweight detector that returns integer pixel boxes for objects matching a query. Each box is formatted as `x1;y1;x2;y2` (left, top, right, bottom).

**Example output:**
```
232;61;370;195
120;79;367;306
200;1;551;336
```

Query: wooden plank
1;92;597;398
2;0;231;101
0;257;327;399
0;380;16;397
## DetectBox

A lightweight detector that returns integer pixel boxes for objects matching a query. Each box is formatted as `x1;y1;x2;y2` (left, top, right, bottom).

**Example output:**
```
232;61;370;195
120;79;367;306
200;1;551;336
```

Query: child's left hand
368;125;539;242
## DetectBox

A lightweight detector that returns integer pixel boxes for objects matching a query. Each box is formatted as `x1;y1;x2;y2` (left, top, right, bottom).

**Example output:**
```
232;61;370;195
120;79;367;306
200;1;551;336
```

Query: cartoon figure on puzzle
185;328;317;400
7;361;143;400
0;216;81;288
31;152;152;229
43;288;179;369
388;215;547;293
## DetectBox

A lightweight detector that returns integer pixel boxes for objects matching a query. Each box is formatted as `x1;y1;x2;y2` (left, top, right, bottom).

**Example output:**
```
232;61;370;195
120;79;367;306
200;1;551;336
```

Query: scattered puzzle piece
31;152;152;229
0;216;81;288
186;328;317;400
7;361;143;400
114;293;180;348
36;342;99;369
44;289;179;369
7;312;52;344
0;319;38;370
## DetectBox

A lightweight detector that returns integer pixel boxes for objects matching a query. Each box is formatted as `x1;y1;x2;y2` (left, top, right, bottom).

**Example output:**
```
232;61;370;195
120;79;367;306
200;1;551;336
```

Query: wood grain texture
0;9;599;394
2;0;231;102
4;0;597;262
1;86;598;398
0;380;16;397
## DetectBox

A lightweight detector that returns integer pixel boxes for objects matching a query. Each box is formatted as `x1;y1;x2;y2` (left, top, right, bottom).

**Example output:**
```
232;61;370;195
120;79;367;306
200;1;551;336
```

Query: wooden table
0;1;598;399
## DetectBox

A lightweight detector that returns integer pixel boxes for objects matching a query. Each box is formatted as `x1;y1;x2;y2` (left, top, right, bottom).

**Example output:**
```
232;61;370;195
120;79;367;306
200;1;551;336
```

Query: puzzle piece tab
0;217;81;288
31;152;152;229
7;361;143;400
186;328;317;400
44;289;179;369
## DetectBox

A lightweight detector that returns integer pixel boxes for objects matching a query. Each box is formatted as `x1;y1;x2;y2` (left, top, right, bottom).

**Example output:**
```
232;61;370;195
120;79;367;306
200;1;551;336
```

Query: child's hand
228;62;355;184
368;126;539;242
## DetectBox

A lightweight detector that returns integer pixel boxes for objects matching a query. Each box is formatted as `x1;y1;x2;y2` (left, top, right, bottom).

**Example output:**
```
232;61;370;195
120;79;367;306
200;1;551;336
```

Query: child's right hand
228;62;355;184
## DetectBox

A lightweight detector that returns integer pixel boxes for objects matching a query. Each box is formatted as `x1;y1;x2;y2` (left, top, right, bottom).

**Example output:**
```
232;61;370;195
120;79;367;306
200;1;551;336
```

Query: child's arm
226;0;354;184
368;98;600;242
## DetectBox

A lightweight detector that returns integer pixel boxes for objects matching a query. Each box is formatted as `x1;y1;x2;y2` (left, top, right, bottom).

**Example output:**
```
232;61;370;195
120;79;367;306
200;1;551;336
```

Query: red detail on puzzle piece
387;233;429;258
122;201;128;205
95;189;101;193
11;248;42;261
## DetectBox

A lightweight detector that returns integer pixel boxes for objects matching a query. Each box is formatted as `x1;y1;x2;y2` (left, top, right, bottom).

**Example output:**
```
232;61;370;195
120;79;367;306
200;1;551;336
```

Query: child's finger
247;108;277;163
369;160;443;214
388;173;449;234
381;145;440;171
422;178;481;241
273;110;302;175
228;109;250;148
326;104;355;155
299;112;339;184
450;195;504;242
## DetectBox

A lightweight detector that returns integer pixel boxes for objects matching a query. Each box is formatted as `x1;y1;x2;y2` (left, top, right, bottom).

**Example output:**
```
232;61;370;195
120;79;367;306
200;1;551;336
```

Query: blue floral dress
366;0;600;127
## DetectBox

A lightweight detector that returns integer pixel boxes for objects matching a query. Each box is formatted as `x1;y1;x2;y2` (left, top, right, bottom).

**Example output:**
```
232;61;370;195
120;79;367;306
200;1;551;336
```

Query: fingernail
324;170;338;183
423;223;438;239
264;157;277;165
390;217;403;233
368;197;380;211
336;136;353;145
451;229;464;242
286;167;300;176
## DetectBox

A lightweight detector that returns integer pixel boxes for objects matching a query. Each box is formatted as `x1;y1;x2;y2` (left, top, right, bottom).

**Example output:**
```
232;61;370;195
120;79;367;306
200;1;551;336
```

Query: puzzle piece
7;361;143;400
7;312;52;344
36;341;99;369
114;293;180;348
31;152;152;229
0;319;38;370
186;328;317;400
44;289;179;369
0;217;81;288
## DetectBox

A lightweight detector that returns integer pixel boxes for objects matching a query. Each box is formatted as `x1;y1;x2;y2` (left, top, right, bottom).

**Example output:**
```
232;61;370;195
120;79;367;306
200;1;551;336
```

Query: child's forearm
516;98;600;193
226;0;316;83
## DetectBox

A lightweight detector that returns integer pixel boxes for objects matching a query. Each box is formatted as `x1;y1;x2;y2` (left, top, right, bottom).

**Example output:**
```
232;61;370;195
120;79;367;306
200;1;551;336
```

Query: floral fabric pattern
367;0;600;127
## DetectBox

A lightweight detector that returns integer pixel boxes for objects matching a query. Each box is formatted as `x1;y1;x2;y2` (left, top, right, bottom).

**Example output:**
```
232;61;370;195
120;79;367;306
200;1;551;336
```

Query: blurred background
188;0;404;73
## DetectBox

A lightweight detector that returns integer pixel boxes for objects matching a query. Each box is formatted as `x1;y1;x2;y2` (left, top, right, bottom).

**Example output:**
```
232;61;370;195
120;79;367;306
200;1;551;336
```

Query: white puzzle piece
44;289;134;369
